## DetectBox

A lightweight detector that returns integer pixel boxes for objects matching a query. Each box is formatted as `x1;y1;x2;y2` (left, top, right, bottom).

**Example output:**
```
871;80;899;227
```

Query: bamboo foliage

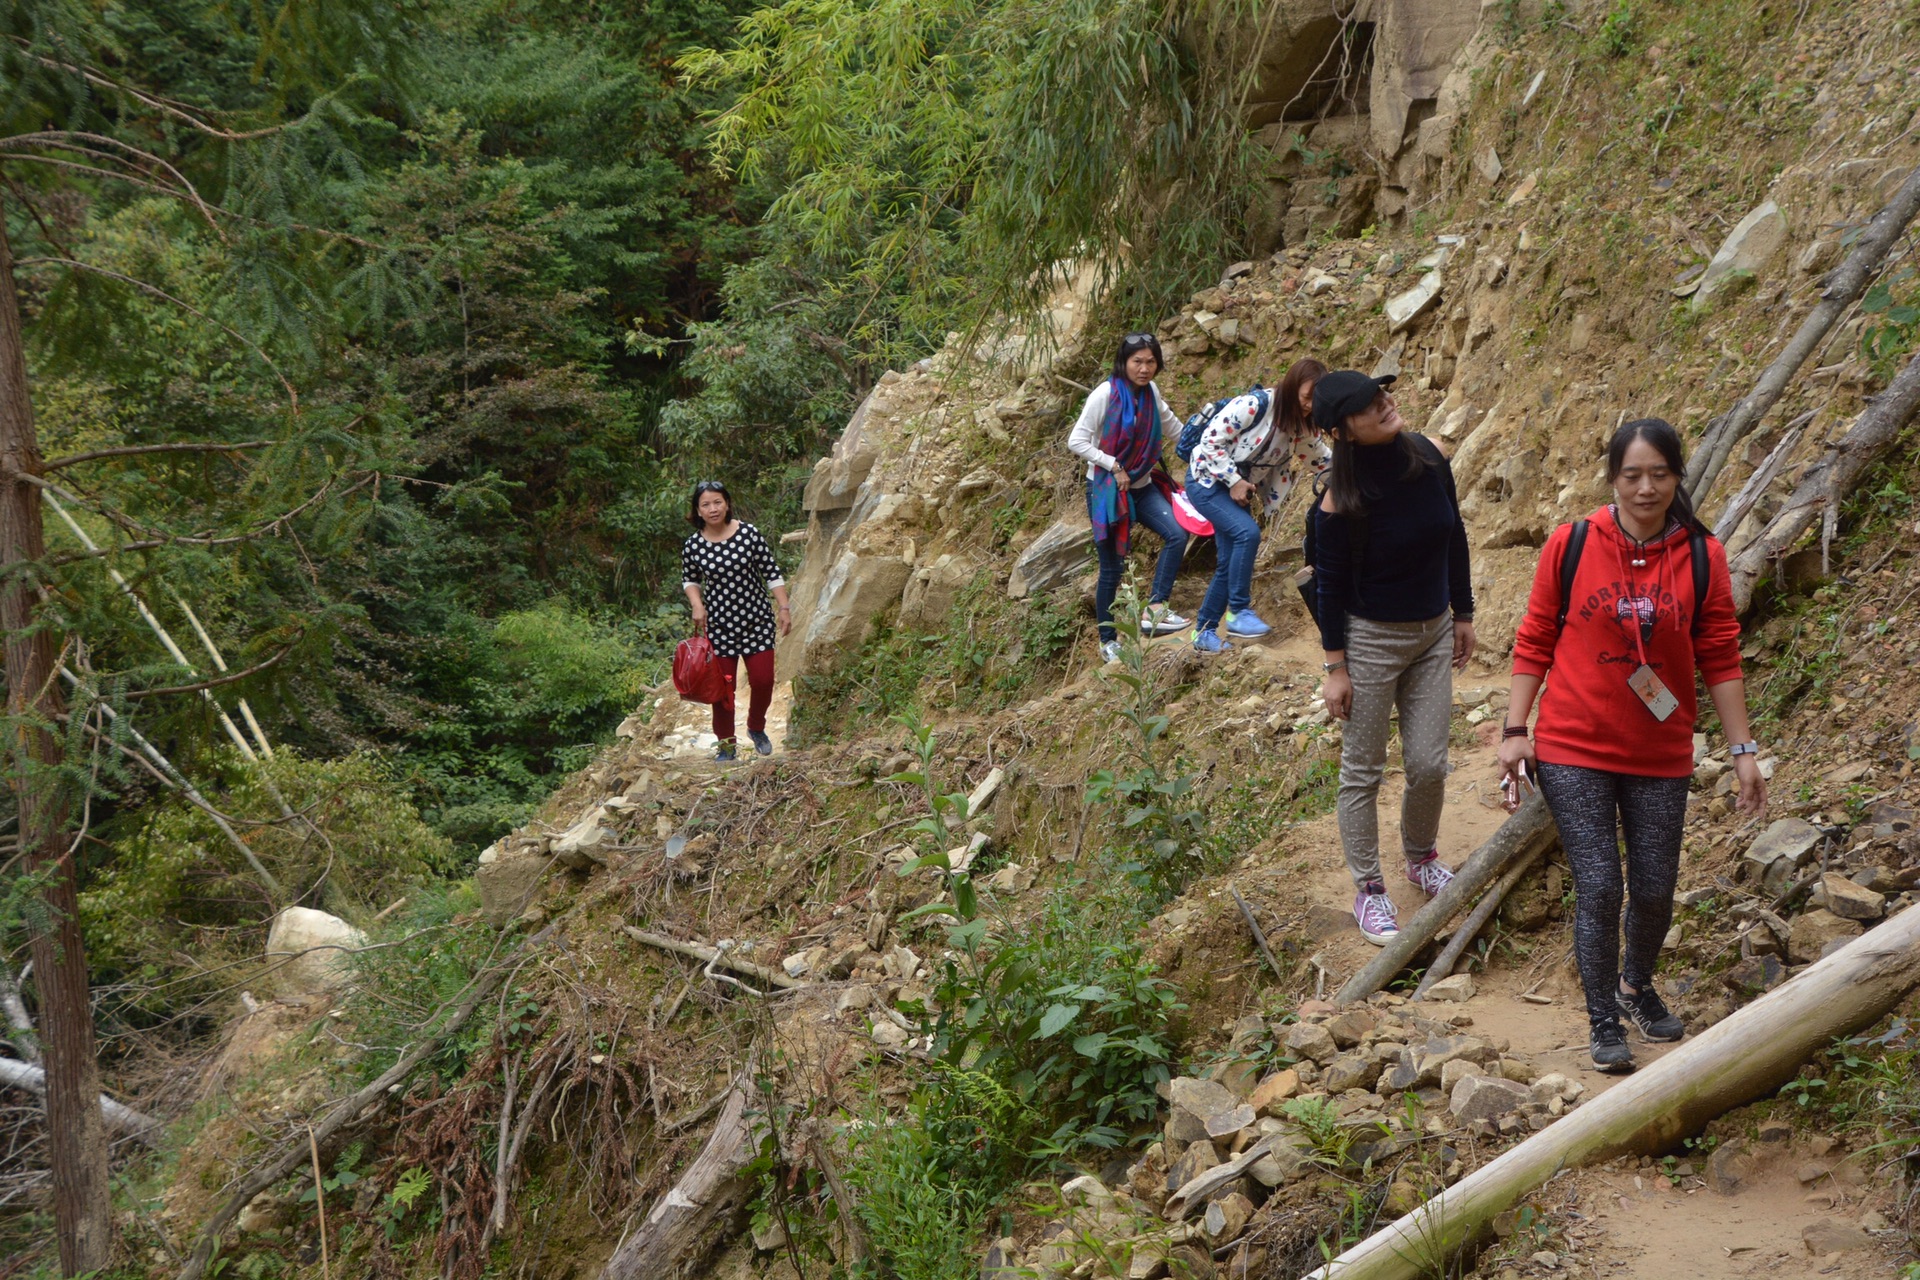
678;0;1266;350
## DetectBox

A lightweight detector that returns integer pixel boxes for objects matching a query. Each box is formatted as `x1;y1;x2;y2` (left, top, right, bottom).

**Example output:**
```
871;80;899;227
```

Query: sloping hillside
95;4;1920;1280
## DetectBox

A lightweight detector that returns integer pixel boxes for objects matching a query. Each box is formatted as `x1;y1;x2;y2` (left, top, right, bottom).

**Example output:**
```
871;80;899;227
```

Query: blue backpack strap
1555;520;1590;634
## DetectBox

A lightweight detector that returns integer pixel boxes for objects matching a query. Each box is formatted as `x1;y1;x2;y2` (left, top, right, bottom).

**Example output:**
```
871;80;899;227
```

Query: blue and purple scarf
1087;377;1168;555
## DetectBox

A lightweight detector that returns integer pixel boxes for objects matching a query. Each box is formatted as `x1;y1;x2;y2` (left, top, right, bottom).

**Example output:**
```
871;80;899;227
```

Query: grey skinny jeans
1336;611;1454;886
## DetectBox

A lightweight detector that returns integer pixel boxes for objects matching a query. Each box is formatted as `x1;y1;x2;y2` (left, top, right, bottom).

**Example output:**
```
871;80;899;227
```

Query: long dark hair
1607;418;1709;537
687;480;734;528
1110;332;1165;381
1276;357;1327;438
1323;393;1431;516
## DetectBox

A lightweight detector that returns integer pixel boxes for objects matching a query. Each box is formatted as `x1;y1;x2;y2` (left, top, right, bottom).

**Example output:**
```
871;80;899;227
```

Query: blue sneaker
715;742;738;763
1223;609;1271;638
749;730;773;756
1193;627;1232;654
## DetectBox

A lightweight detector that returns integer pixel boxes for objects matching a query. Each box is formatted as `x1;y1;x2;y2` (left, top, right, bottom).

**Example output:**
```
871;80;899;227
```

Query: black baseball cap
1311;370;1398;432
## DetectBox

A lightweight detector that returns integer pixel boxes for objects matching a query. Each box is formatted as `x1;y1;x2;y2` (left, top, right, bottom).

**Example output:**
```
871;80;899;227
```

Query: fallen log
1336;793;1556;1007
1691;162;1920;501
1726;343;1920;612
599;1069;765;1280
1306;901;1920;1280
621;927;807;992
1411;838;1550;1000
0;1057;162;1146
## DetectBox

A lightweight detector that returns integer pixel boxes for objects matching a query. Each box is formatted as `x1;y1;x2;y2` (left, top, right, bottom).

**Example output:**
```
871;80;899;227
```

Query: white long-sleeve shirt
1066;380;1183;489
1188;389;1330;515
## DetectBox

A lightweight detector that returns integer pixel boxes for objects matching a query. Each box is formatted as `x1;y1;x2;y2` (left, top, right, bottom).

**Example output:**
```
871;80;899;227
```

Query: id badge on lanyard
1615;534;1678;721
1627;663;1679;721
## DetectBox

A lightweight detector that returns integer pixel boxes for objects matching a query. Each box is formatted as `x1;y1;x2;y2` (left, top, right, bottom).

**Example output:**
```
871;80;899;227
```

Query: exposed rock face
265;907;367;994
1008;518;1095;599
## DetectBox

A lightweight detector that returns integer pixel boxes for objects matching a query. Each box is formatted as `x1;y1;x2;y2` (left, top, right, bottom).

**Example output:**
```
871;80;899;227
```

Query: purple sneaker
1407;850;1454;897
1354;881;1399;945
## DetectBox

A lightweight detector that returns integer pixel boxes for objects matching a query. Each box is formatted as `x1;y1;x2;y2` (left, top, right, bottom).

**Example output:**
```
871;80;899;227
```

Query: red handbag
672;634;729;704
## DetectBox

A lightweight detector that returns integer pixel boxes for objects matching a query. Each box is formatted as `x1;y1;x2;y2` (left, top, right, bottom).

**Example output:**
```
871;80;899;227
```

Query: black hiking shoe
1590;1019;1635;1073
1617;984;1686;1041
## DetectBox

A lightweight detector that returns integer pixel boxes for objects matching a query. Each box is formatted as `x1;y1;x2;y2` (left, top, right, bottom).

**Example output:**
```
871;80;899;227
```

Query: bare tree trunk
0;195;112;1273
1691;163;1920;501
1726;344;1920;611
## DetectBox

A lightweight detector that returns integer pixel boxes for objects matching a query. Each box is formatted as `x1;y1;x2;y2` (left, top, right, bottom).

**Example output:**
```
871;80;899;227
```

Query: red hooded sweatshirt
1511;506;1744;778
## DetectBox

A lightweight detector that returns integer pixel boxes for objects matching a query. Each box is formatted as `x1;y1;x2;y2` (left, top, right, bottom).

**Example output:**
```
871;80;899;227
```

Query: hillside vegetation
5;1;1920;1279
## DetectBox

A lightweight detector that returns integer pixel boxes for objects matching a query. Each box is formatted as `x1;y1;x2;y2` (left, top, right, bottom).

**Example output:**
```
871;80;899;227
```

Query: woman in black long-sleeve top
1310;371;1476;945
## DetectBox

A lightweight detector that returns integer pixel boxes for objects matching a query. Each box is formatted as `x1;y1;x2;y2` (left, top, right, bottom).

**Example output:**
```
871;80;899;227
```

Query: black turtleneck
1313;435;1474;651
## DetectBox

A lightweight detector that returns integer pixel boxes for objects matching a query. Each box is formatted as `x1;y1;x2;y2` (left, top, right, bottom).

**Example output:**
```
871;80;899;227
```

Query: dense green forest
1;0;1262;1051
1;1;1266;1267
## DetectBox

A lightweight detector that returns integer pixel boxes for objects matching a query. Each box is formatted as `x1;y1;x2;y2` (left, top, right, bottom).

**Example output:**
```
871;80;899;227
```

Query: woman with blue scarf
1067;333;1192;662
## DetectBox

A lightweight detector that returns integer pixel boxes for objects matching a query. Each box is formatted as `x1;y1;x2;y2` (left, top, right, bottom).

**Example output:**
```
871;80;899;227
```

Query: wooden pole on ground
1305;902;1920;1280
1336;793;1556;1007
1411;841;1549;1000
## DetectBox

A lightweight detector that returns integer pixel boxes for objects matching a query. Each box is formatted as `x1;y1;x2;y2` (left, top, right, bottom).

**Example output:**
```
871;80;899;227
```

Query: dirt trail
651;677;795;760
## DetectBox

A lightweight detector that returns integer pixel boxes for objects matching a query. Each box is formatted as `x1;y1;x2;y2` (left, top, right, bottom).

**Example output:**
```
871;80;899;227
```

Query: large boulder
265;907;367;994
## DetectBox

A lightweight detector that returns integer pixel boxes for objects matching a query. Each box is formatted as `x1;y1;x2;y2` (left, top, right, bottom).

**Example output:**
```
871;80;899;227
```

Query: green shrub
82;751;451;1022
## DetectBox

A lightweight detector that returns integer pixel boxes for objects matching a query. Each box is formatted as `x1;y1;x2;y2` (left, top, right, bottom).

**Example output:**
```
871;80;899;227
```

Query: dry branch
1726;343;1920;611
1305;903;1920;1280
1231;885;1286;981
597;1070;765;1280
1412;841;1549;1000
0;1057;160;1145
1336;793;1557;1006
1692;162;1920;500
621;927;808;991
174;931;544;1280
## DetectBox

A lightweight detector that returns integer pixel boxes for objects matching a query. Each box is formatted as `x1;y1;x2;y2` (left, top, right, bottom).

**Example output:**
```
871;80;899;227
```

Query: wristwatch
1729;741;1760;757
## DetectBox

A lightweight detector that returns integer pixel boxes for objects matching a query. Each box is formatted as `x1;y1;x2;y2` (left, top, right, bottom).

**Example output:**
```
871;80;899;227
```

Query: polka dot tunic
681;522;785;658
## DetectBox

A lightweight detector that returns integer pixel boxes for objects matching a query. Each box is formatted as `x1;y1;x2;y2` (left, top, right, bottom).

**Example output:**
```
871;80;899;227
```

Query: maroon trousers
712;648;776;743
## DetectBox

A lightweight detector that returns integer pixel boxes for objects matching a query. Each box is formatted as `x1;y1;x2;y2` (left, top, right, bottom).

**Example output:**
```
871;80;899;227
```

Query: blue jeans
1190;480;1261;629
1088;481;1188;642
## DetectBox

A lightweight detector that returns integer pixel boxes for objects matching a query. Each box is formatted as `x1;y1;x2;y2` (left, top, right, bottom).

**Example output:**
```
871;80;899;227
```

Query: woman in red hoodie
1499;419;1766;1073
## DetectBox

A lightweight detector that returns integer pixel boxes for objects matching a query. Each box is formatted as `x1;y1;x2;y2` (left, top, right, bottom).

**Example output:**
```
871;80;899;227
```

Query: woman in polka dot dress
681;481;791;761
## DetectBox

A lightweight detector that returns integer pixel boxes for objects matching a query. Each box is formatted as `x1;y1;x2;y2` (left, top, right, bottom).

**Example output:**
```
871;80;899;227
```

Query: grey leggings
1536;761;1692;1030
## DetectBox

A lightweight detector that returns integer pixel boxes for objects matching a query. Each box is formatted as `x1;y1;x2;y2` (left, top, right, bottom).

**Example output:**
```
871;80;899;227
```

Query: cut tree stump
598;1071;765;1280
1305;902;1920;1280
1336;793;1556;1006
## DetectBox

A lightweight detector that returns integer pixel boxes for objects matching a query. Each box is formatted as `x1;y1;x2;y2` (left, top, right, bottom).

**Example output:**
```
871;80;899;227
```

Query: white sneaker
1099;640;1122;664
1145;606;1191;635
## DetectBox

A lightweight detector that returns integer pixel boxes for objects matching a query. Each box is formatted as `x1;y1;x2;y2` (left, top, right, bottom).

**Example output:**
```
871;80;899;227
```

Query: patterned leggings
1535;762;1692;1030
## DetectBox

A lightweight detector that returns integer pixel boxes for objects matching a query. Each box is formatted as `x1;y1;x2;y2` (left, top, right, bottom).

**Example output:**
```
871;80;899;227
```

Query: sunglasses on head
1122;332;1156;345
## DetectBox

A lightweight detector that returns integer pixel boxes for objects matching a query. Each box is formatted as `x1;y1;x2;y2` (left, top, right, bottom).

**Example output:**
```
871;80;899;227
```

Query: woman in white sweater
1067;333;1192;661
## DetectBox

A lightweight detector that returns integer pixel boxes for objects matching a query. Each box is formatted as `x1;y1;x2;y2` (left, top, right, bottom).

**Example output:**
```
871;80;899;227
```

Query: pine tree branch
12;258;295;406
3;42;291;142
21;471;375;550
43;441;275;472
0;132;223;232
121;634;303;701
